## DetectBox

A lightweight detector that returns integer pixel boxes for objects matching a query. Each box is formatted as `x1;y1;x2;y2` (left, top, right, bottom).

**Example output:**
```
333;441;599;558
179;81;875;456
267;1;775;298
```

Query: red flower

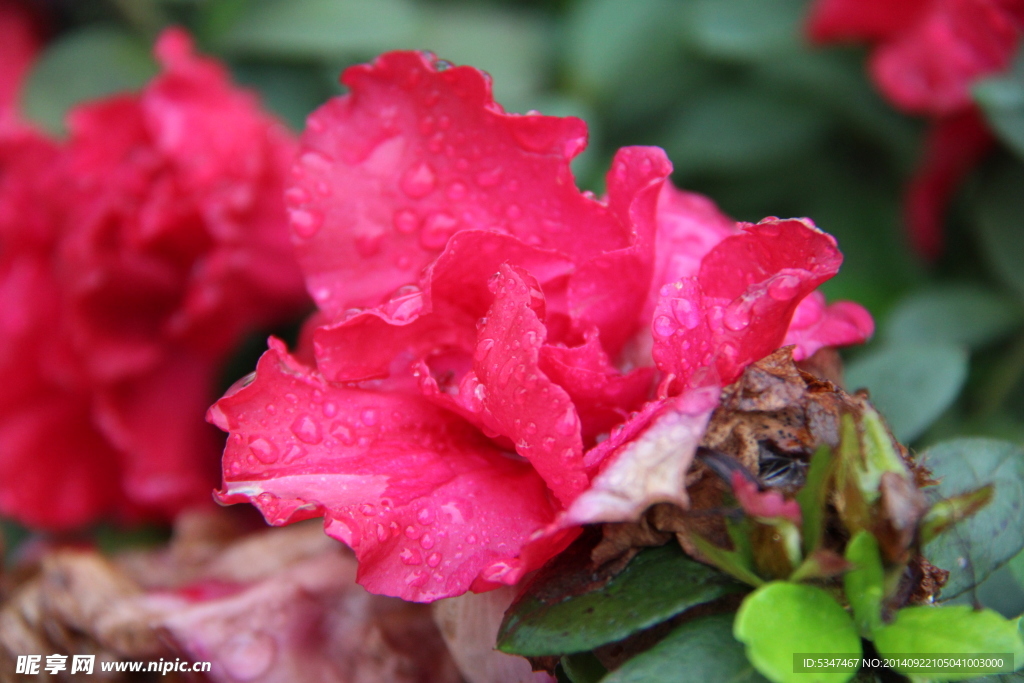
0;29;306;529
807;0;1024;258
0;0;41;127
210;52;873;602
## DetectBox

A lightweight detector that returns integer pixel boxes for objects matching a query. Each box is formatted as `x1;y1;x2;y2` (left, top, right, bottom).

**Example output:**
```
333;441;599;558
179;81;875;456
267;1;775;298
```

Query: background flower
0;28;307;529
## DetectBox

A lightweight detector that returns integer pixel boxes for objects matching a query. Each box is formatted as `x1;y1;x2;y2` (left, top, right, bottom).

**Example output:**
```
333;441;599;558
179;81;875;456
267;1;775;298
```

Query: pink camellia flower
807;0;1024;258
0;29;307;529
210;51;873;602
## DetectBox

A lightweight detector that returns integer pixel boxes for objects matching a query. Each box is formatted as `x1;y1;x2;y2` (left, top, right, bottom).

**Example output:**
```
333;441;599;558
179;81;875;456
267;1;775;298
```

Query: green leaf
844;532;885;637
560;653;608;683
218;0;418;59
665;87;827;175
976;161;1024;304
690;531;766;588
921;439;1024;598
497;544;744;656
734;582;861;683
844;342;969;443
1010;548;1024;591
230;62;335;131
680;0;806;61
797;445;833;556
604;612;769;683
872;606;1024;681
884;286;1023;351
975;51;1024;160
21;26;158;135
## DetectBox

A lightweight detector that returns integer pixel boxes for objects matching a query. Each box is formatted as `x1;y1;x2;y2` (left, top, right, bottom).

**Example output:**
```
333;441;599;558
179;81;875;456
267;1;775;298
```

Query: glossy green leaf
844;342;969;443
218;0;418;58
884;286;1023;351
604;612;769;683
844;532;884;637
976;161;1024;304
734;582;861;683
975;52;1024;160
796;445;833;555
21;26;157;135
922;439;1024;598
873;606;1024;681
497;543;743;656
690;531;765;588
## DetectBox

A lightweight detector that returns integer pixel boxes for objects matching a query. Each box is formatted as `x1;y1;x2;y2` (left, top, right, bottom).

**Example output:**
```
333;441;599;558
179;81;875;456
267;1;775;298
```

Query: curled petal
211;340;562;602
783;292;875;360
654;219;844;387
565;387;719;525
463;264;589;504
643;180;737;322
568;146;671;357
290;51;635;319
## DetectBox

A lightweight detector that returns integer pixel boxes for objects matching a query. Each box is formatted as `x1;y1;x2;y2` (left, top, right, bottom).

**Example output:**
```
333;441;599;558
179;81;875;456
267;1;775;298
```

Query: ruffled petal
289;51;636;319
783;292;875;360
567;146;671;357
653;219;844;388
211;340;561;602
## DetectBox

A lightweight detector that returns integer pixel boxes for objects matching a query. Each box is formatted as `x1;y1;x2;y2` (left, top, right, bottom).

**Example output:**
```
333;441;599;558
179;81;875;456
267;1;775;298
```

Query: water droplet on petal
427;552;442;568
768;274;802;301
400;161;436;198
399;548;422;565
394;209;419;234
290;208;323;238
446;182;467;200
290;414;323;444
248;438;279;464
653;315;675;337
420;533;435;549
475;338;495;361
476;167;502;187
420;211;459;249
417;507;435;524
723;299;752;331
361;408;379;426
322;402;338;418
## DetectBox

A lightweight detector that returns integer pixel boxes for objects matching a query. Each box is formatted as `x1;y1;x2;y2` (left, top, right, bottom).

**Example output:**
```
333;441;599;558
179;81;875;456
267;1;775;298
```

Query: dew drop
400;161;436;198
248;438;279;464
290;208;323;238
420;211;459;249
265;403;277;415
322;402;338;418
417;507;435;524
393;209;419;234
427;552;442;568
653;315;675;337
420;533;435;550
723;300;752;331
505;204;522;220
475;338;495;361
290;414;323;444
355;230;384;257
556;406;578;435
768;274;802;301
446;182;467;200
361;407;379;426
466;534;478;545
284;187;310;205
399;548;423;565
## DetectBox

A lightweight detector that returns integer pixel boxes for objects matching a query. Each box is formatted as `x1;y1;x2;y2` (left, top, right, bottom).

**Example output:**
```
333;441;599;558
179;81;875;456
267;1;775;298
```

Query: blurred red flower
210;52;873;602
808;0;1024;258
0;29;307;529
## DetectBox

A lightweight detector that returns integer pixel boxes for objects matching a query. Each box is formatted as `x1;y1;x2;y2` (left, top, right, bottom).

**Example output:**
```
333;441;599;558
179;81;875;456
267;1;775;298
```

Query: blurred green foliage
17;0;1024;620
